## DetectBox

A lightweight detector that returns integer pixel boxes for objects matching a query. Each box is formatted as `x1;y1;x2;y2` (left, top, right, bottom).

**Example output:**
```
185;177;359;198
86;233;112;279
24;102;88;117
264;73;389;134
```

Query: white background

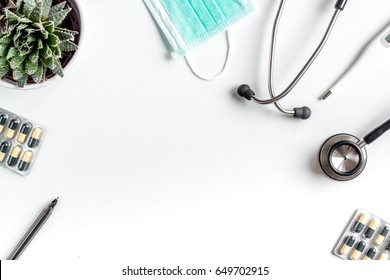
2;0;390;278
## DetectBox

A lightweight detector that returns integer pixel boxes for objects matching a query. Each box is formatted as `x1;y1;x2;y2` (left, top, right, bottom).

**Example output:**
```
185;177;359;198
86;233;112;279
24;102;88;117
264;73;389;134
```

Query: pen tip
50;197;59;208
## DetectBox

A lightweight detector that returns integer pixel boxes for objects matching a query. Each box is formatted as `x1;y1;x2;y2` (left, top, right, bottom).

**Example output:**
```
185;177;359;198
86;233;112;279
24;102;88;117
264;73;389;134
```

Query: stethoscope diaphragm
319;118;390;181
320;134;367;181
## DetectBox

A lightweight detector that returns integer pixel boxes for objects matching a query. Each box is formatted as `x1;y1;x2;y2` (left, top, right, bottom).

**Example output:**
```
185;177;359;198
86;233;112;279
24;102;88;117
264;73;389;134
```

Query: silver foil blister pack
334;209;390;260
0;108;46;176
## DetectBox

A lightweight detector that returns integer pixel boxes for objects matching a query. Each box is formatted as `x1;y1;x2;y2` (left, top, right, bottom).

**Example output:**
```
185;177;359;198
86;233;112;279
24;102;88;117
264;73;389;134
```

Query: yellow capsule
350;241;366;260
0;113;8;133
353;213;369;233
374;226;389;246
340;236;356;255
17;122;33;144
363;248;377;260
18;151;34;171
377;252;389;260
364;218;380;239
5;118;21;139
28;127;44;148
0;141;11;162
7;146;22;167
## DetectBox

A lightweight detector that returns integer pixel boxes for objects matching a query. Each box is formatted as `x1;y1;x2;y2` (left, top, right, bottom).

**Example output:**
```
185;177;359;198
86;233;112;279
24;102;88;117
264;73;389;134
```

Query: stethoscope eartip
294;106;312;120
237;84;255;101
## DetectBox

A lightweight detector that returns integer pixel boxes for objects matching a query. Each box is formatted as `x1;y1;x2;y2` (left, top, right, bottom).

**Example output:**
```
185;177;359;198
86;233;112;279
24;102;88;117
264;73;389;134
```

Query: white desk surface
1;0;390;278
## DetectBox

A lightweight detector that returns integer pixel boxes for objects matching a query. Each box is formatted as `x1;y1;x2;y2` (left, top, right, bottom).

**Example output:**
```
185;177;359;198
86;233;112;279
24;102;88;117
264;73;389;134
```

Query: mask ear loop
184;31;231;81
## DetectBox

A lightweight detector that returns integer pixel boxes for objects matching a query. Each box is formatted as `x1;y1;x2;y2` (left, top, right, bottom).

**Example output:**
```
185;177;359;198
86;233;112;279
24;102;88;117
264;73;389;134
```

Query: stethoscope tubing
251;1;341;106
363;119;390;145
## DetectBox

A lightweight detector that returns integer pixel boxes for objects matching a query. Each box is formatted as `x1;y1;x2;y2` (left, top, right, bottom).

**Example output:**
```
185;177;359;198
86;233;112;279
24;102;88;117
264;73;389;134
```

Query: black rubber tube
364;119;390;145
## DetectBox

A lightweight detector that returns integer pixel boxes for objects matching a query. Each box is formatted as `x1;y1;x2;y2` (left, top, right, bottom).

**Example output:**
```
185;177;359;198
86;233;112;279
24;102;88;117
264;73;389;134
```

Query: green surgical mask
144;0;254;80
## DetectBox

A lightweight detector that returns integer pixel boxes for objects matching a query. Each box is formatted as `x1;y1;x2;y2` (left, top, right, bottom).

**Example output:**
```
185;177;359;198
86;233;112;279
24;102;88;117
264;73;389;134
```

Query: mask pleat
160;0;207;41
144;0;254;56
187;0;217;29
215;0;247;20
202;0;227;24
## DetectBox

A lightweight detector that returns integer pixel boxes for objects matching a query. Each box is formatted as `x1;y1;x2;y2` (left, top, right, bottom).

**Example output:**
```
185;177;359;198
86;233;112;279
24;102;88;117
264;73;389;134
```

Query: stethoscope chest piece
319;134;367;181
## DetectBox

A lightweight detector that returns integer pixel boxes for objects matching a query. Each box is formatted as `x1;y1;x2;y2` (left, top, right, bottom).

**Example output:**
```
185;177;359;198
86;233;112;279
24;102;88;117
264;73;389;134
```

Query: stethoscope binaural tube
237;0;348;120
320;119;390;181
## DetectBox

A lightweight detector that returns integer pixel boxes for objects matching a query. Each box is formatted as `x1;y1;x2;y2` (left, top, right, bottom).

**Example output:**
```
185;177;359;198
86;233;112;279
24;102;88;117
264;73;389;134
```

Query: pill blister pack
334;209;390;260
0;108;46;176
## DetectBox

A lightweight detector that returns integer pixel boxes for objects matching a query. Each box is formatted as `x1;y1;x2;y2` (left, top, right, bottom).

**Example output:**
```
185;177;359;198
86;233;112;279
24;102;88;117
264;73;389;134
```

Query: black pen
7;197;59;260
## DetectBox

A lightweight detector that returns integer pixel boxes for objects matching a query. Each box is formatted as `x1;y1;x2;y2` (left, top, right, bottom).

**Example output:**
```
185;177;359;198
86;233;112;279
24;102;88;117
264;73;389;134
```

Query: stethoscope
320;119;390;181
237;0;348;120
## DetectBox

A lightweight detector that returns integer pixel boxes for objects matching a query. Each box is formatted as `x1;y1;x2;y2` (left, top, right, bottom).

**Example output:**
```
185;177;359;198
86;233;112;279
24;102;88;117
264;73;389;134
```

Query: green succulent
0;0;16;33
0;0;78;87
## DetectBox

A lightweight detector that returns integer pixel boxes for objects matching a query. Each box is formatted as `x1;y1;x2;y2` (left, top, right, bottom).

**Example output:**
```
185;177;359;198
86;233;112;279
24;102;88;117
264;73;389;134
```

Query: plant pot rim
0;0;85;91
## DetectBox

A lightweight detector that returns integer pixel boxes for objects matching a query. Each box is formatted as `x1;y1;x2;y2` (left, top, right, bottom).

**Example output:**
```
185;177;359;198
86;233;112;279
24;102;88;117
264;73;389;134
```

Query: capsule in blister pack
334;209;390;260
17;123;33;144
350;241;366;260
0;113;8;133
375;226;390;246
28;127;44;148
0;108;46;176
340;236;355;256
5;118;20;139
364;219;380;239
0;141;11;162
353;213;369;233
7;146;22;167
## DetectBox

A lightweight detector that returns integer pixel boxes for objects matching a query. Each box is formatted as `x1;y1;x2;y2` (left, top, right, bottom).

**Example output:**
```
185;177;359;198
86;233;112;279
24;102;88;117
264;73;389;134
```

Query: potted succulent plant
0;0;83;89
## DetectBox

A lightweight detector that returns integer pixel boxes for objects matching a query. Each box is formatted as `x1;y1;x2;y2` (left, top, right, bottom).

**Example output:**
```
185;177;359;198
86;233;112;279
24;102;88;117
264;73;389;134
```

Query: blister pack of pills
334;209;390;260
0;108;46;176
